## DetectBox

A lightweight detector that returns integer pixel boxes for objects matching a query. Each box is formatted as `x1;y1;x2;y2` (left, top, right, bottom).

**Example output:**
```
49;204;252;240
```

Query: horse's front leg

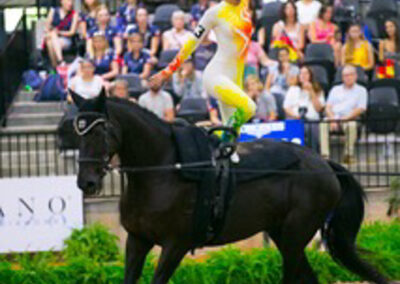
151;242;190;284
124;233;154;284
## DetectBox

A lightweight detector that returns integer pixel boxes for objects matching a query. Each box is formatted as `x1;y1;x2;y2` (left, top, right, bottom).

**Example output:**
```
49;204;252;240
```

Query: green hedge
0;220;399;284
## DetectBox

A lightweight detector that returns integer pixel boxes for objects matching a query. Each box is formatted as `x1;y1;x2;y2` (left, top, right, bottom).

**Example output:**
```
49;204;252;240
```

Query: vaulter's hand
148;71;167;90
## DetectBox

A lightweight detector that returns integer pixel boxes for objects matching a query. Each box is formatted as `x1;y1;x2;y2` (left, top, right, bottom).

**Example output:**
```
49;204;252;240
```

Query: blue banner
239;120;305;145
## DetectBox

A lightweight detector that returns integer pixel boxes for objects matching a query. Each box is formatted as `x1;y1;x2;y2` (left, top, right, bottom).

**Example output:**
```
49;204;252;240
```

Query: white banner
0;176;83;253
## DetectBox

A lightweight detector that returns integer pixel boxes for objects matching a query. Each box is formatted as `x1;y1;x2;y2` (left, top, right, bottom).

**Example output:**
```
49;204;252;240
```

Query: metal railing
0;11;30;126
0;118;400;200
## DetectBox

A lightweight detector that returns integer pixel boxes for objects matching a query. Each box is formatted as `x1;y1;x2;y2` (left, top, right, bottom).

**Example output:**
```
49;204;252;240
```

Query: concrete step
6;112;63;127
0;133;58;151
15;90;38;102
0;125;58;134
9;101;64;115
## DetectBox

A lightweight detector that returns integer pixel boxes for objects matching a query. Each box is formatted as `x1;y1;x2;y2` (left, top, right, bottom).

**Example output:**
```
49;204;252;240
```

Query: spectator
245;75;277;122
341;23;374;71
111;79;137;102
87;5;123;57
193;32;217;72
265;47;299;119
122;33;152;79
284;66;325;150
45;0;79;68
269;1;305;59
125;7;161;57
296;0;322;26
138;85;175;122
68;59;104;100
379;19;400;64
116;0;138;32
162;11;192;50
208;97;222;126
173;58;203;99
87;31;119;81
79;0;100;39
190;0;210;29
320;65;367;163
245;40;276;79
308;5;342;66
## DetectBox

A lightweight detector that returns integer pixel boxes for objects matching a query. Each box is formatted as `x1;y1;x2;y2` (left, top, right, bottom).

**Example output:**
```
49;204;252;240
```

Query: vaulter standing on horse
149;0;256;161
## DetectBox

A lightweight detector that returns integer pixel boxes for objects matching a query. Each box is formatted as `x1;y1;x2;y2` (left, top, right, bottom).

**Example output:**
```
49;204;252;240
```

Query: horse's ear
69;89;85;109
95;87;107;113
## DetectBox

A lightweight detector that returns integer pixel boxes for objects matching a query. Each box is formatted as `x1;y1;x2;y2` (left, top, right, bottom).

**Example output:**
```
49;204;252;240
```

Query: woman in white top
68;59;104;101
284;65;325;151
162;10;192;50
296;0;322;26
269;1;305;57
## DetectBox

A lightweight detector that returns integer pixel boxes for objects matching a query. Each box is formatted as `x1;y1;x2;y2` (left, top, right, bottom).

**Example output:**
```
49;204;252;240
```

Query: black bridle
73;111;111;169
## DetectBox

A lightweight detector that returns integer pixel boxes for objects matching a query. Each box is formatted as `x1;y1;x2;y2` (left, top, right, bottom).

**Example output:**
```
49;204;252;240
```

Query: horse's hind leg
269;229;319;284
151;243;189;284
124;233;154;284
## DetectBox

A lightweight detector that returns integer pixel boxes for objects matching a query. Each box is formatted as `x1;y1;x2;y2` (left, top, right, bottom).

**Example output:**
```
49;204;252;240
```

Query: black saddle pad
173;125;299;182
234;139;300;183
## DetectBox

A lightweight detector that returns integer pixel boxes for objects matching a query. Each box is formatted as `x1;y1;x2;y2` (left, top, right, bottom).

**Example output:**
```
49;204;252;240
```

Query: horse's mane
106;97;172;135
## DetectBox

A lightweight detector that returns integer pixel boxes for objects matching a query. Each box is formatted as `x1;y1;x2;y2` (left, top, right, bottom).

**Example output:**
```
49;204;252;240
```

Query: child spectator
68;59;104;100
308;5;342;66
138;85;175;122
265;47;299;119
172;58;203;99
162;11;192;50
296;0;322;26
125;7;160;57
87;5;123;57
190;0;210;29
341;23;374;71
79;0;100;39
379;19;400;64
116;0;138;32
45;0;79;68
86;31;119;81
122;33;152;79
284;66;325;150
245;75;277;122
270;1;305;59
320;65;367;163
246;40;276;79
193;32;217;72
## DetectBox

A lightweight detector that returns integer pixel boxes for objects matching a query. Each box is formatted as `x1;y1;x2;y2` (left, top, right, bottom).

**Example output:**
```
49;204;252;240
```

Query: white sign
0;176;83;253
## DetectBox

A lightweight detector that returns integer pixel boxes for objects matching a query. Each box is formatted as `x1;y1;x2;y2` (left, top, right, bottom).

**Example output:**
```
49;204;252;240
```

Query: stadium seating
259;1;282;52
152;4;180;32
116;74;146;99
176;97;209;123
157;49;179;70
365;0;398;39
304;44;335;81
308;64;330;95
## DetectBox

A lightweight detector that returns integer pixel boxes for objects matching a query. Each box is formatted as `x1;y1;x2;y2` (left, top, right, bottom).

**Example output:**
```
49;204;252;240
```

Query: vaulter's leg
124;233;154;284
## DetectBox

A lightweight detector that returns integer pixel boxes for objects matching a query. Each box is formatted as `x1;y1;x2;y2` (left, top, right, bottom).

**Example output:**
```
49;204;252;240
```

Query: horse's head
70;88;118;195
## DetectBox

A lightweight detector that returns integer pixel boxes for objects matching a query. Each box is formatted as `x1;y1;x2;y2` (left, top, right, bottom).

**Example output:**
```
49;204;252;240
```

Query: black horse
70;89;388;284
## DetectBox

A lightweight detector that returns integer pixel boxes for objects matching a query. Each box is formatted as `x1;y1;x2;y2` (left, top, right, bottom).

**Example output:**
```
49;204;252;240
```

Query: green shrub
62;223;120;263
0;220;399;284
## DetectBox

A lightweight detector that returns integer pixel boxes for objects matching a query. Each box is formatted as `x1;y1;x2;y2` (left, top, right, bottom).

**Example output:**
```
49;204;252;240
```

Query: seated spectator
270;1;305;61
308;5;342;66
125;7;160;57
162;11;192;50
138;85;175;122
190;0;210;29
296;0;322;26
193;32;217;72
122;33;152;79
208;97;222;126
45;0;79;68
320;65;367;163
341;24;374;71
79;0;100;39
245;40;276;79
87;31;119;81
379;19;400;64
68;59;104;100
111;79;136;102
87;5;123;57
173;58;203;99
116;0;138;32
245;75;277;122
265;47;299;119
284;66;325;151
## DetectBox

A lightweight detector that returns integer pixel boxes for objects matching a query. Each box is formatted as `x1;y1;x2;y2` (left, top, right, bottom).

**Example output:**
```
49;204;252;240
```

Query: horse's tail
323;161;388;284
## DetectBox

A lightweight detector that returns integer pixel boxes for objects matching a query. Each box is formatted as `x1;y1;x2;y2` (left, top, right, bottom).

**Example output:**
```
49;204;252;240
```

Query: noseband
73;112;110;169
